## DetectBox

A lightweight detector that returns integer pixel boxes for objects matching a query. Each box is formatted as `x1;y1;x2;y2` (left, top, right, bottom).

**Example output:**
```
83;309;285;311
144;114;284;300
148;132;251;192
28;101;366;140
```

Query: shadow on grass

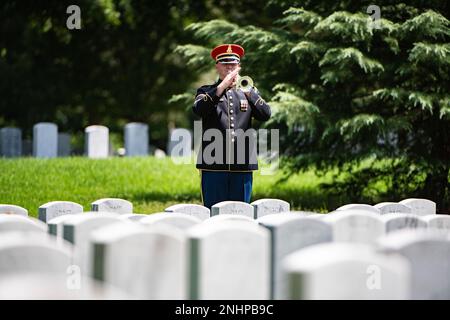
129;187;347;213
253;186;350;213
129;191;201;204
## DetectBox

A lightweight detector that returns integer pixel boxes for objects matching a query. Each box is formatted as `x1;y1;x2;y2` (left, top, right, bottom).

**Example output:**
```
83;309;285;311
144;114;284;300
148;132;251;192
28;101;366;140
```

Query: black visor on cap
216;56;240;64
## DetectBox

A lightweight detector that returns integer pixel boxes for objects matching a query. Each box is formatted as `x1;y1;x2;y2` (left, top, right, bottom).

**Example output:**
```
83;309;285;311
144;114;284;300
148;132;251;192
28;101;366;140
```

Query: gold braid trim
205;93;213;102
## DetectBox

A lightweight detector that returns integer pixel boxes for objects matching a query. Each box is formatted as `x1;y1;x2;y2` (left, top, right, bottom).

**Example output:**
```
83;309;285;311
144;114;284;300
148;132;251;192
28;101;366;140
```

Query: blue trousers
200;170;253;209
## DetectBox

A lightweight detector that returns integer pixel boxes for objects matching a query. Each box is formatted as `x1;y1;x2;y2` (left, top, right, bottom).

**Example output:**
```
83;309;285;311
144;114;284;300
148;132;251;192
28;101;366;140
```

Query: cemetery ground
0;156;388;216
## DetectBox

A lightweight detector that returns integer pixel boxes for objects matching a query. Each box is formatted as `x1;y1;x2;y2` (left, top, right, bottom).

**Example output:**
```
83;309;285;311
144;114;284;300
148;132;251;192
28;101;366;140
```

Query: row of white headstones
0;123;191;158
0;198;449;300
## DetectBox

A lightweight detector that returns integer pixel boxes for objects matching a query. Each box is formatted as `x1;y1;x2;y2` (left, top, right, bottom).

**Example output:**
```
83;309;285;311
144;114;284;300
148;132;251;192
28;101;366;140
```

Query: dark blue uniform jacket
193;79;271;171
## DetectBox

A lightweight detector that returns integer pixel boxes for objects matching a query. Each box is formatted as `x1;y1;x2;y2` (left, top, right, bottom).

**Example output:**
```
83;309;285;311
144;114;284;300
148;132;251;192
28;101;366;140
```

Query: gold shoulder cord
195;94;206;104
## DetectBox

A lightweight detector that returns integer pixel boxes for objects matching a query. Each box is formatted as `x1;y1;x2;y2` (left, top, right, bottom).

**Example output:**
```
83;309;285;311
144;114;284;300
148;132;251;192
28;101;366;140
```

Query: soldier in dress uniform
193;44;272;209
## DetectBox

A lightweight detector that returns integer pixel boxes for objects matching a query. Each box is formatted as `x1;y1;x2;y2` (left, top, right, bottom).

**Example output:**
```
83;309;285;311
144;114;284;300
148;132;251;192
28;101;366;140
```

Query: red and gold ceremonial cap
210;44;245;64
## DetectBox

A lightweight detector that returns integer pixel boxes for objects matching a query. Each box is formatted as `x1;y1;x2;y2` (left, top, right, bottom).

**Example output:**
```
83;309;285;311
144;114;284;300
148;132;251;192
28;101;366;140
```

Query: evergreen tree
176;1;450;211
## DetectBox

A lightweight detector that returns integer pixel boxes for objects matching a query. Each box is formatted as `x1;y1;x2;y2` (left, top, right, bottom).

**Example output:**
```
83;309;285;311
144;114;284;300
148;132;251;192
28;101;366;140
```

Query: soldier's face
216;62;240;79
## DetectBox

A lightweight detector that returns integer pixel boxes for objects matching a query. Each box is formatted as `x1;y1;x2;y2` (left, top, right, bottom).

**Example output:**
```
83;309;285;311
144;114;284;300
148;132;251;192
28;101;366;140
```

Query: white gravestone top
38;201;83;223
399;198;436;216
0;214;47;233
282;242;410;299
374;202;412;215
337;203;381;214
91;198;133;214
165;204;210;221
323;210;385;243
251;198;290;219
140;212;201;231
381;213;427;233
0;204;28;216
0;232;73;276
211;201;254;218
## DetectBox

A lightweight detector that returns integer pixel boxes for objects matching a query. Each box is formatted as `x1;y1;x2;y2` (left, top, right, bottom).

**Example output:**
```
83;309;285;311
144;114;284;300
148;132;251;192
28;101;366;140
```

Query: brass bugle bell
235;75;254;93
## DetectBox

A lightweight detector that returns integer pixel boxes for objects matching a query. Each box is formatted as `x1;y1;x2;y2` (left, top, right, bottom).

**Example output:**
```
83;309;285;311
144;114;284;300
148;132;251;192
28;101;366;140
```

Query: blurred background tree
0;0;211;151
175;0;450;211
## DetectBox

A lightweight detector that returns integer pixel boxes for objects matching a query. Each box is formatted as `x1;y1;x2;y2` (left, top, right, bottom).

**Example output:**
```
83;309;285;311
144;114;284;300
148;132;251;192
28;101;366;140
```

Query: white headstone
378;230;450;299
33;122;58;158
91;198;133;214
140;212;201;230
85;125;109;158
187;220;270;299
289;211;322;216
306;214;328;219
337;204;381;215
62;212;121;277
211;201;254;218
257;214;332;299
0;204;28;216
57;133;71;157
165;204;210;221
251;199;290;219
91;222;187;299
282;243;410;299
203;214;256;224
382;213;427;233
124;122;149;156
399;198;436;216
167;128;192;157
420;215;450;231
323;210;385;243
374;202;412;215
0;215;47;233
38;201;83;223
0;127;22;157
0;232;72;276
116;213;148;222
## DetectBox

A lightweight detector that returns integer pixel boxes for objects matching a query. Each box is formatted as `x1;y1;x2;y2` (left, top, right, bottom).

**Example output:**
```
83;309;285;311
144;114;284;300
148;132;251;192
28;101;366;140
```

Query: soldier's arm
246;88;271;121
192;86;221;117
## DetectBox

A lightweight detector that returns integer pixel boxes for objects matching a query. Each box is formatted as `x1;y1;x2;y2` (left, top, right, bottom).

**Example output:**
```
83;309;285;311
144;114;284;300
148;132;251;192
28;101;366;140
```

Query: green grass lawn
0;156;343;218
